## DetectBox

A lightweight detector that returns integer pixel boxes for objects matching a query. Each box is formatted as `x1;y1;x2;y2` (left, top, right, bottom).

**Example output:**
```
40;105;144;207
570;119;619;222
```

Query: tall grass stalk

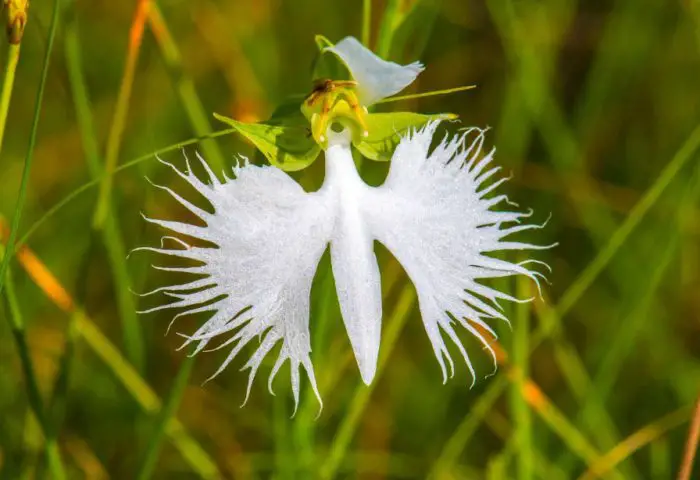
677;397;700;480
136;356;196;480
361;0;371;47
93;0;149;229
0;43;20;153
147;2;226;172
64;0;144;371
0;0;60;296
511;274;532;480
2;262;66;479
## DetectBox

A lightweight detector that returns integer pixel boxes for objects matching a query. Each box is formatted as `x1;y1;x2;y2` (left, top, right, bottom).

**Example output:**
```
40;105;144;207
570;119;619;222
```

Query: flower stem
0;43;21;153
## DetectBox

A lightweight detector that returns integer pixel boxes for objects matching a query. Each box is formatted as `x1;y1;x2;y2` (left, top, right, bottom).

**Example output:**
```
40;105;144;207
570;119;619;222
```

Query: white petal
321;130;383;384
364;123;549;385
142;155;333;411
327;36;424;105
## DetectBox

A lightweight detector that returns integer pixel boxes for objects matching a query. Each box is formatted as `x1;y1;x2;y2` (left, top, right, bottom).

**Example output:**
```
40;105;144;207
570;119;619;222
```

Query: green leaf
213;113;321;172
355;111;457;161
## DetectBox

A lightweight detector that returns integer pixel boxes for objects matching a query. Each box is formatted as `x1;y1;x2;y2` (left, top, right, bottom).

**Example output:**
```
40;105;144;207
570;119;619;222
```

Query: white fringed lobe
364;123;549;386
140;123;550;410
139;153;332;414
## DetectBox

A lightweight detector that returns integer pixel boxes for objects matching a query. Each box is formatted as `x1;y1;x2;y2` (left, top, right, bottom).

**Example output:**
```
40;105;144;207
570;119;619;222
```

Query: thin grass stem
64;0;145;370
511;274;532;480
136;355;196;480
361;0;371;48
93;0;150;229
2;263;66;479
677;396;700;480
375;85;477;105
376;0;400;58
0;0;60;296
147;2;226;172
0;43;20;153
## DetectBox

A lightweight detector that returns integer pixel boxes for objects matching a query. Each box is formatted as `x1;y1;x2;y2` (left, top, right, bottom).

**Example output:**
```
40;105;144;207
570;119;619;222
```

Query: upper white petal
364;123;549;384
327;36;424;105
141;154;333;411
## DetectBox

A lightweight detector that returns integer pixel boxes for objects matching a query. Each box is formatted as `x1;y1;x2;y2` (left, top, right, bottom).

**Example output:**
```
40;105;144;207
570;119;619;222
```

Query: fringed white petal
142;154;333;412
321;132;383;385
365;122;550;385
327;36;424;105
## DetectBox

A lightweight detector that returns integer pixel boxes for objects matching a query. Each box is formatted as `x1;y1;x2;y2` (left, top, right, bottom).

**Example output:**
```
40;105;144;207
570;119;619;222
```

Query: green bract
214;113;321;172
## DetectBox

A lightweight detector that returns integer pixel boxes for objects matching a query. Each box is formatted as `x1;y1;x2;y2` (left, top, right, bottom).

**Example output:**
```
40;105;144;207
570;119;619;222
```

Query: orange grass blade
578;404;693;480
93;0;150;228
678;396;700;480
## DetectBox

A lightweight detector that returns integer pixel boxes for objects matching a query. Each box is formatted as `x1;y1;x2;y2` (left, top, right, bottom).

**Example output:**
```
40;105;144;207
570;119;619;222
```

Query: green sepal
213;113;321;172
355;111;458;161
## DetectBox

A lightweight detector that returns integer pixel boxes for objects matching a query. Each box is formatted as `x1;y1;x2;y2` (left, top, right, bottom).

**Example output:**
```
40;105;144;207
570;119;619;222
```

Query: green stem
320;285;415;479
0;0;61;297
376;85;477;105
0;43;21;153
361;0;371;48
136;355;195;480
2;263;66;479
512;274;532;480
376;0;400;58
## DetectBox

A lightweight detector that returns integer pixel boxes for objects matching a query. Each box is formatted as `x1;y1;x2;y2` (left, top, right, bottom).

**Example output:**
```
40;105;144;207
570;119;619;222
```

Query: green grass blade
137;355;196;480
428;377;508;478
0;43;21;155
511;274;532;480
2;264;66;480
376;0;400;58
0;0;61;298
75;311;219;479
320;285;416;479
543;124;700;325
361;0;371;47
93;0;149;229
148;3;226;173
64;0;144;370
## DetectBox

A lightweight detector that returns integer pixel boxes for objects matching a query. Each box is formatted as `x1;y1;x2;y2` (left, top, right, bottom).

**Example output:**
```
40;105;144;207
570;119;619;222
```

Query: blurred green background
1;0;699;478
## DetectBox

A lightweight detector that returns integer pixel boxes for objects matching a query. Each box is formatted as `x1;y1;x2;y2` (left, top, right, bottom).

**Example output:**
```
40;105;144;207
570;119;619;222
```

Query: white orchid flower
138;38;551;413
302;36;435;149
